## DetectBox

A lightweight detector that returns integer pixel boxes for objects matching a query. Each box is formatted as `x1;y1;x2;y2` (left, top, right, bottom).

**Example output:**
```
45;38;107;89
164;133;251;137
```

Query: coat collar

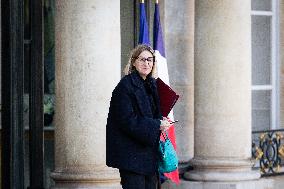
130;71;145;88
130;71;155;89
129;71;162;118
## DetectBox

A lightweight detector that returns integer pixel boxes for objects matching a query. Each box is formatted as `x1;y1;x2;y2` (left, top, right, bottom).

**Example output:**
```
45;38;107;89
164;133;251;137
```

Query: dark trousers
119;169;160;189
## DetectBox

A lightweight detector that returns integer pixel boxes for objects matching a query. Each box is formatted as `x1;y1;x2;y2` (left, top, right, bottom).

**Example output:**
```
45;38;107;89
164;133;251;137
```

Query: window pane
252;90;271;131
252;0;271;11
252;16;271;85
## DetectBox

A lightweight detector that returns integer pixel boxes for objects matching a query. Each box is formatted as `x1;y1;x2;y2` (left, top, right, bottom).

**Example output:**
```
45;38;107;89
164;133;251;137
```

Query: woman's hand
160;117;172;131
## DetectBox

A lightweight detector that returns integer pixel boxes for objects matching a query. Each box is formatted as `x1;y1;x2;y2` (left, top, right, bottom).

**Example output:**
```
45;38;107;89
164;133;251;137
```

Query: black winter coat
106;71;162;175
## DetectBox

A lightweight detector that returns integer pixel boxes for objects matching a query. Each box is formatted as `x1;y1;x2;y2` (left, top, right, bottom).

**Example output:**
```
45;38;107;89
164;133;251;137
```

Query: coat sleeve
110;83;161;147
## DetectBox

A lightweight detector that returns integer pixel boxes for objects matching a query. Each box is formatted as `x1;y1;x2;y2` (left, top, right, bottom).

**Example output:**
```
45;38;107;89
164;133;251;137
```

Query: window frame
251;0;280;130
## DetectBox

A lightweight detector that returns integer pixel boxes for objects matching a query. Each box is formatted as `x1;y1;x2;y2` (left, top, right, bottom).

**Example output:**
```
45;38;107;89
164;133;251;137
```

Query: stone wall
163;0;195;162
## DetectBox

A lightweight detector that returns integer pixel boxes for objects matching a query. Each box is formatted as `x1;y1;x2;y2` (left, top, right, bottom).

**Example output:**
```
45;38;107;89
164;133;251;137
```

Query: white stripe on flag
155;50;170;85
155;50;174;121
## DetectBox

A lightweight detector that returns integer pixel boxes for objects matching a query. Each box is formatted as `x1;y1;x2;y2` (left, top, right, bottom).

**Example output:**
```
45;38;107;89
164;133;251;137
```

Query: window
251;0;280;131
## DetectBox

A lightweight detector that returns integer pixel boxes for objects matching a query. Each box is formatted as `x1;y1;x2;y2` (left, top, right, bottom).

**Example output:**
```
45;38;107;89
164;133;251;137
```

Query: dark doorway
1;0;49;188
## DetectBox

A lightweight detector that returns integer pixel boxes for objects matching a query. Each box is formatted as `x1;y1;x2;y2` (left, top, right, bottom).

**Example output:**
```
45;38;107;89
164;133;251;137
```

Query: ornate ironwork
252;129;284;176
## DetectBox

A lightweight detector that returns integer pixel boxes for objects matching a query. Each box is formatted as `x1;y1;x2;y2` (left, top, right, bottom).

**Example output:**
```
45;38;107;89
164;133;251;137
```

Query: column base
184;158;260;181
51;168;121;189
162;178;274;189
184;169;260;182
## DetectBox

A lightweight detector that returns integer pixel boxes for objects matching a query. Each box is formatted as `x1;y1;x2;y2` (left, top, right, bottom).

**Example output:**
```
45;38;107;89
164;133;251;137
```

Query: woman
106;44;171;189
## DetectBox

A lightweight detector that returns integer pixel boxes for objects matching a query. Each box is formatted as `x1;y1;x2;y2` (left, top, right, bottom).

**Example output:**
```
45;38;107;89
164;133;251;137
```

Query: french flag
153;1;180;185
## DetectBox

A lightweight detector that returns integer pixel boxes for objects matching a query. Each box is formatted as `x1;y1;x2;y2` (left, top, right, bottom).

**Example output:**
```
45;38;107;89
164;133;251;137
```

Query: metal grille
252;129;284;176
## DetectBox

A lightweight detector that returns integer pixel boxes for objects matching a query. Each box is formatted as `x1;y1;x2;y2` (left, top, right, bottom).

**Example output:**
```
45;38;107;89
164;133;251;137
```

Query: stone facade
51;0;283;188
1;0;284;189
163;0;195;164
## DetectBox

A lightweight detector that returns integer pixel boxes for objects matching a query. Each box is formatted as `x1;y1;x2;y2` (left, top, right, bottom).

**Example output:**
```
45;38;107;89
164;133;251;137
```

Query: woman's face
133;50;154;79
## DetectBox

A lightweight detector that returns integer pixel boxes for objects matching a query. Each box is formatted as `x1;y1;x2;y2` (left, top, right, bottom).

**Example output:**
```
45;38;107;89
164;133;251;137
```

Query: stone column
185;0;260;181
163;0;195;172
51;1;121;188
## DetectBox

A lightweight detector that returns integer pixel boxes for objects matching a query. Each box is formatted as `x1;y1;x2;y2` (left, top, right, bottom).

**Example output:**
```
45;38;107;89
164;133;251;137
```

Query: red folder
157;78;180;184
156;78;179;117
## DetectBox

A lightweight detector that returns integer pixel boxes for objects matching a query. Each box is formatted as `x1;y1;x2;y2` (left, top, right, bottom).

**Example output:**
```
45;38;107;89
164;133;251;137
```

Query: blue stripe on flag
139;3;150;45
153;3;165;57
